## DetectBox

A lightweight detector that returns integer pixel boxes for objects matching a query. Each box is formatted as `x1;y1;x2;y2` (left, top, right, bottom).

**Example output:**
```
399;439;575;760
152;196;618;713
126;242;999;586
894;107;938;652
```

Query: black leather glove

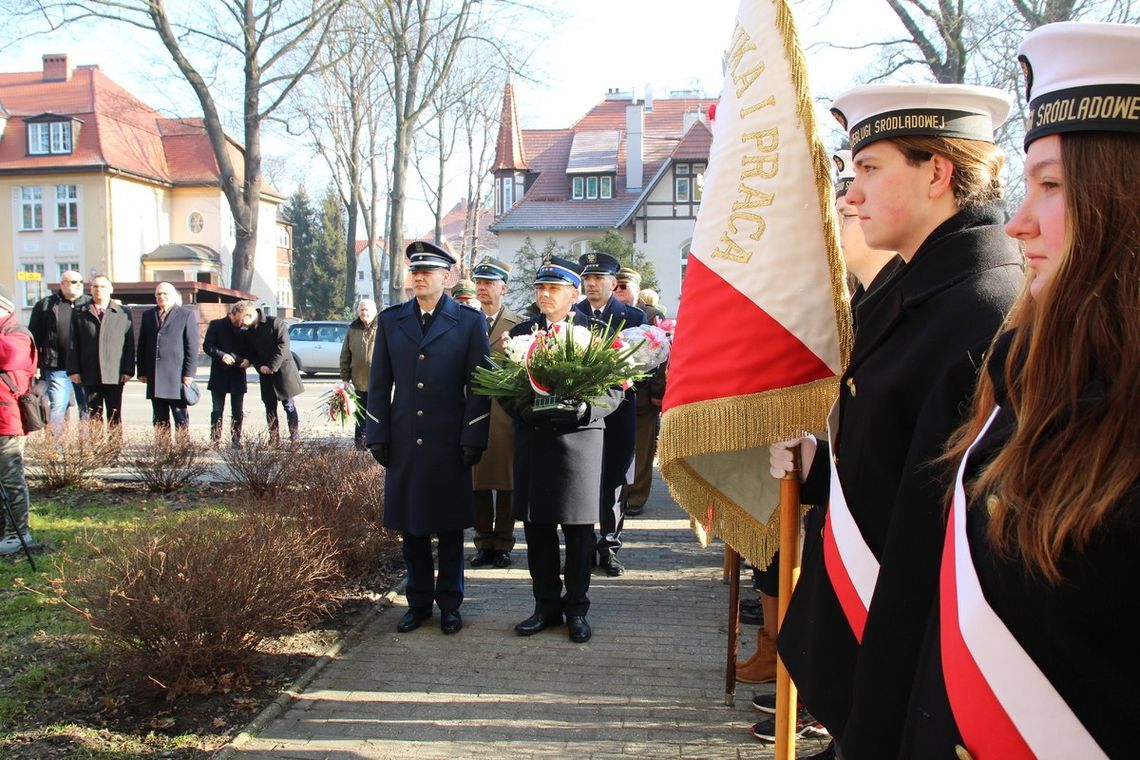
519;403;539;424
369;443;389;467
546;401;589;426
461;446;483;466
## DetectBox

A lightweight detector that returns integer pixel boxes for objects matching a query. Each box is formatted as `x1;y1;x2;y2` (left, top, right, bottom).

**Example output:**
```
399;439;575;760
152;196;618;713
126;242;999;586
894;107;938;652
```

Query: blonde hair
638;288;660;308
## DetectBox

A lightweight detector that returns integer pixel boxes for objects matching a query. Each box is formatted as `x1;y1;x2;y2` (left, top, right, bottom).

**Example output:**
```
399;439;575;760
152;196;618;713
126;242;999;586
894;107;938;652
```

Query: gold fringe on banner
659;378;837;568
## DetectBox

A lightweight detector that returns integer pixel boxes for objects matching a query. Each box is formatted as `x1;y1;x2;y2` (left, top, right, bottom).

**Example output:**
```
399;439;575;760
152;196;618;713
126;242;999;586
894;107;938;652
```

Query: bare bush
53;511;342;697
125;435;211;493
24;421;123;490
269;441;393;580
218;433;299;499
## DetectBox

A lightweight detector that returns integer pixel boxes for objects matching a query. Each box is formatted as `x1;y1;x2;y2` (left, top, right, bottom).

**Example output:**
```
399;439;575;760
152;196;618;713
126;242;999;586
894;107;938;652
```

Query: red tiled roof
491;96;715;232
416;199;497;258
0;61;230;187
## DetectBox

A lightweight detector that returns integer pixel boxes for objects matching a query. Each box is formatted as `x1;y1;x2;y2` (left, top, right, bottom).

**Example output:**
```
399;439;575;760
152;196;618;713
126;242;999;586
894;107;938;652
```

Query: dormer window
571;174;613;201
26;117;77;156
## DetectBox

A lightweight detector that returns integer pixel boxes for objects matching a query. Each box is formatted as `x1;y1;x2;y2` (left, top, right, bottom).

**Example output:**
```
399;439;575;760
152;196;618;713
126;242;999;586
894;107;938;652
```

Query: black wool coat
506;312;623;525
573;296;645;486
29;290;91;370
899;332;1140;760
365;295;491;535
243;312;305;403
776;203;1024;746
137;305;199;401
203;317;249;394
66;301;135;385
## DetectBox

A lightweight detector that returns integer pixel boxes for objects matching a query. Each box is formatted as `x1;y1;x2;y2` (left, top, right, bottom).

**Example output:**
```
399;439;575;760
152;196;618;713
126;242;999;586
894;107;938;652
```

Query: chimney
626;103;644;191
683;110;701;132
42;54;71;82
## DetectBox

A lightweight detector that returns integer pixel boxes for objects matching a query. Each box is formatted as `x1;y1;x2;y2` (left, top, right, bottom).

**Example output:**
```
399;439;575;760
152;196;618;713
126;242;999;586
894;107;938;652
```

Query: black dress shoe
567;615;592;643
625;503;644;516
740;605;764;626
396;607;432;633
514;611;563;636
470;548;494;567
600;557;625;576
492;550;512;568
440;609;462;634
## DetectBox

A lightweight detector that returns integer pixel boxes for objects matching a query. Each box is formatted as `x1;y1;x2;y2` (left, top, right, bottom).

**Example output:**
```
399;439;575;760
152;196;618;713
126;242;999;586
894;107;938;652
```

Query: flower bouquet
620;324;671;372
472;320;649;413
318;382;360;427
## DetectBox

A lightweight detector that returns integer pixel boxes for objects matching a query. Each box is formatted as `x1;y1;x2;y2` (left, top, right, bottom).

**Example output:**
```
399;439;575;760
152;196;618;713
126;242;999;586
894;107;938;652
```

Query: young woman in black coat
898;22;1140;759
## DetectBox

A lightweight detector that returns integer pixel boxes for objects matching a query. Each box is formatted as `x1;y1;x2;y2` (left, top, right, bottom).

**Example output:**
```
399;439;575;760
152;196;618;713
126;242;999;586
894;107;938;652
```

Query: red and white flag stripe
940;408;1107;760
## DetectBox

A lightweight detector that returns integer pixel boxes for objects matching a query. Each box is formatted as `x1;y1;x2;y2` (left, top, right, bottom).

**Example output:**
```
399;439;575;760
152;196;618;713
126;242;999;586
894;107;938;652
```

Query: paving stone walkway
228;470;829;759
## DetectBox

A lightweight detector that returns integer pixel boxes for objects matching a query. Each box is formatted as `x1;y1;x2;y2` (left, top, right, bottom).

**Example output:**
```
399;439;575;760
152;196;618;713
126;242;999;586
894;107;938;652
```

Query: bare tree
18;0;345;292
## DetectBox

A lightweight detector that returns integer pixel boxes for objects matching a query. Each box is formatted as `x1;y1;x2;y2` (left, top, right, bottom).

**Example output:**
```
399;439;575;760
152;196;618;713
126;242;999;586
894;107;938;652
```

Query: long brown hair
945;131;1140;582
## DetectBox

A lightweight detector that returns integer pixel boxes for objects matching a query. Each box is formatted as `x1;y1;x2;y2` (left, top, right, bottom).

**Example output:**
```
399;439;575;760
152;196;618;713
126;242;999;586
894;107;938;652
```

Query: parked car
288;320;349;377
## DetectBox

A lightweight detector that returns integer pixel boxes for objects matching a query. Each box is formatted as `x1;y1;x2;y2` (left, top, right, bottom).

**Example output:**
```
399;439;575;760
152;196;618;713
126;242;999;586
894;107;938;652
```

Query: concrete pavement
224;470;829;759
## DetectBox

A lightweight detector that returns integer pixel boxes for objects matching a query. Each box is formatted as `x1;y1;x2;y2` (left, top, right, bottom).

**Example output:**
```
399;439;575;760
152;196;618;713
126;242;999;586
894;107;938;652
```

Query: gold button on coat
954;745;973;760
846;377;857;396
986;494;1000;515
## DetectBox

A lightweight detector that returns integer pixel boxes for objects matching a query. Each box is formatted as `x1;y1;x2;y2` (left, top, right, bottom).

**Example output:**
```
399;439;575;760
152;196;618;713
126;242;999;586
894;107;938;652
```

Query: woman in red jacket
0;284;39;554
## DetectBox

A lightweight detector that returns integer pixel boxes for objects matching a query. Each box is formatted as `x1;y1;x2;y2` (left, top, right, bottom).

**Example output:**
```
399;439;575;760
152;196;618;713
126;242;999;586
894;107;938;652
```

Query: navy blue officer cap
578;251;621;276
533;256;583;288
406;240;456;271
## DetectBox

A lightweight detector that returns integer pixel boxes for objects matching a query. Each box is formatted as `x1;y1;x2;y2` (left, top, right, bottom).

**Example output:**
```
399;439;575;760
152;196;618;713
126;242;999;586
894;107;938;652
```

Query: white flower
502;334;536;364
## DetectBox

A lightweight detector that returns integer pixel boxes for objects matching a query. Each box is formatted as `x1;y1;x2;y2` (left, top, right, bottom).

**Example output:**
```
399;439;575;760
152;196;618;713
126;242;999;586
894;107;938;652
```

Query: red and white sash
940;407;1107;759
821;401;879;642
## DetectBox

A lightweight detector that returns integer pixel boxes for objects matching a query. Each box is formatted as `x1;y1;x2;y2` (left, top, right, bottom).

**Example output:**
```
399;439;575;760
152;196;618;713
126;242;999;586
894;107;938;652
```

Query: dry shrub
53;511;341;697
25;420;123;490
219;433;299;498
269;440;393;580
125;435;211;493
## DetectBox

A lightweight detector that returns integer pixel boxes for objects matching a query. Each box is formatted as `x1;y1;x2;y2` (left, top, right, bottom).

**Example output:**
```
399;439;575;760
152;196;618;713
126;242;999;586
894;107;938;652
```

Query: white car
288;320;349;377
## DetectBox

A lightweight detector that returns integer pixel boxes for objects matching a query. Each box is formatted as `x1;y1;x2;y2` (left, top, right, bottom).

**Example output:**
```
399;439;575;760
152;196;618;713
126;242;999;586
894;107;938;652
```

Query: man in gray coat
136;282;198;435
66;275;134;431
366;241;490;636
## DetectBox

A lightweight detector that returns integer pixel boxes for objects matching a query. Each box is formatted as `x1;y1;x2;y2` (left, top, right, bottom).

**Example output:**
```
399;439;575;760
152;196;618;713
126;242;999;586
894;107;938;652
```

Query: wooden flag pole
775;446;803;760
724;546;741;705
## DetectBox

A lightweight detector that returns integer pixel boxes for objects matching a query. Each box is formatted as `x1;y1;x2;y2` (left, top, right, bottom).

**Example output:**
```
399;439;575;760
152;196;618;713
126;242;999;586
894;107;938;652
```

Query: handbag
182;380;201;406
1;374;48;433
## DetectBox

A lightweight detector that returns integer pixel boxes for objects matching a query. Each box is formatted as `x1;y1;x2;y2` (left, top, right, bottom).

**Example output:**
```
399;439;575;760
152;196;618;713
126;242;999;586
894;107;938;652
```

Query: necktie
420;311;431;334
593;309;602;319
94;305;104;320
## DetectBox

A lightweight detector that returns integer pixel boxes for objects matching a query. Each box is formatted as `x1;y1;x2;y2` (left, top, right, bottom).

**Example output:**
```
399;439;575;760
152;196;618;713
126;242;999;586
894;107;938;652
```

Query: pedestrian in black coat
66;275;133;428
574;251;645;577
506;257;622;645
29;271;91;426
244;309;304;444
136;282;199;434
768;84;1023;757
365;241;490;636
204;301;255;447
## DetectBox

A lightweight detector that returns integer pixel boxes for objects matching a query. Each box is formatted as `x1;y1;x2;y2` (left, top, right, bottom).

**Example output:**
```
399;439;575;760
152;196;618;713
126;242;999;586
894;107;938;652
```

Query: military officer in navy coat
573;251;645;576
365;241;491;635
506;257;622;643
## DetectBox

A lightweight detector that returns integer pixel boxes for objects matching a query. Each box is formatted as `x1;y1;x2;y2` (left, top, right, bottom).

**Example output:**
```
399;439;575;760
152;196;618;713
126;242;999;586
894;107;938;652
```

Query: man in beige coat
470;258;524;568
339;299;377;450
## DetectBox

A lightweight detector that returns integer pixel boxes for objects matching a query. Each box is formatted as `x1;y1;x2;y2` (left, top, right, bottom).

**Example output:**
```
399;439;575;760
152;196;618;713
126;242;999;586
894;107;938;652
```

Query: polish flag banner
659;0;852;567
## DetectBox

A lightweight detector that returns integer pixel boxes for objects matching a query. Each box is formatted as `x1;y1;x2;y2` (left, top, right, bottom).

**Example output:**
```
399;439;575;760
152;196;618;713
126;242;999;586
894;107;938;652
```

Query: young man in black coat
29;270;91;427
66;275;134;430
508;257;622;644
573;252;645;576
203;301;255;447
244;308;305;445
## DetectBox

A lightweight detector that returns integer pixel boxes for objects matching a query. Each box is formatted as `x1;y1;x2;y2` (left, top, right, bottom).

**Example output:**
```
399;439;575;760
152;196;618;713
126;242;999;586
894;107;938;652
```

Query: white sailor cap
1018;22;1140;148
832;84;1011;155
833;150;854;198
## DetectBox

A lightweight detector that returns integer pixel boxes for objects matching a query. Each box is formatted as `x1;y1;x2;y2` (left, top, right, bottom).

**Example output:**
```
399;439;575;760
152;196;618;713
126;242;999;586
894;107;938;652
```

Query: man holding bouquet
574;252;645;575
366;241;491;636
507;257;623;644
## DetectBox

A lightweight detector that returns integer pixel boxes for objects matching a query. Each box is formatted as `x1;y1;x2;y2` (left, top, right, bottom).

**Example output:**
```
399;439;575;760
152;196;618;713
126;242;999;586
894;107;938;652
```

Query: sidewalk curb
211;576;407;758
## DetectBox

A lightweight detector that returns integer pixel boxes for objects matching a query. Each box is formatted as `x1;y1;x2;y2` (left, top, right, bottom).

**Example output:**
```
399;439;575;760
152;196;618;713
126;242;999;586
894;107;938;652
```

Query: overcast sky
0;0;906;234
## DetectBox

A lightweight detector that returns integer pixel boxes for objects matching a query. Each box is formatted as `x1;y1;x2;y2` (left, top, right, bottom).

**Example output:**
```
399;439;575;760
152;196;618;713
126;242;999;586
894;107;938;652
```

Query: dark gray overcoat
66;301;134;385
365;295;491;535
203;317;248;394
136;305;199;401
506;313;624;525
244;311;304;403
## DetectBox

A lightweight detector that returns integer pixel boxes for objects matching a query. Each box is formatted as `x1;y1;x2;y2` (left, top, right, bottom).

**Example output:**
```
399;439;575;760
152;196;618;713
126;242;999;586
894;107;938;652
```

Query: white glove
768;435;817;483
